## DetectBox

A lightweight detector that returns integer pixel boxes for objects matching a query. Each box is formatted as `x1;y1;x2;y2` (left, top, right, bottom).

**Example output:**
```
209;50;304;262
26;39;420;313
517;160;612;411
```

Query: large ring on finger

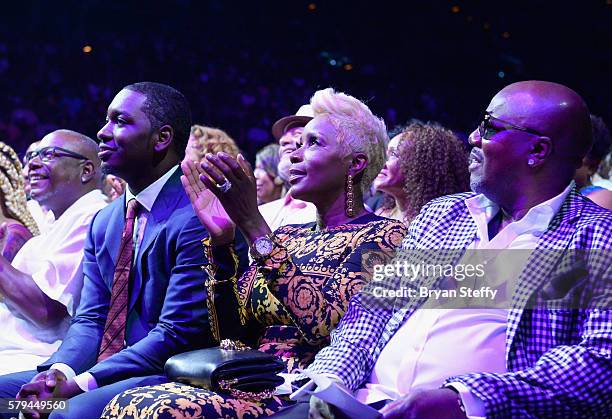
216;178;232;193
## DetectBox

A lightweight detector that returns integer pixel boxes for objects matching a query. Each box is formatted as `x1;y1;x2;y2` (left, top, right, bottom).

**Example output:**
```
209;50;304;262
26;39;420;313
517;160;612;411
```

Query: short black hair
123;82;192;159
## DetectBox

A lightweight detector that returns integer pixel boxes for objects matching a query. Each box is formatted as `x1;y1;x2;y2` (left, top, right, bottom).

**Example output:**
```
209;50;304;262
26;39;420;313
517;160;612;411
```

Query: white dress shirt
0;190;108;374
356;184;571;417
26;198;55;233
259;193;317;232
53;166;178;392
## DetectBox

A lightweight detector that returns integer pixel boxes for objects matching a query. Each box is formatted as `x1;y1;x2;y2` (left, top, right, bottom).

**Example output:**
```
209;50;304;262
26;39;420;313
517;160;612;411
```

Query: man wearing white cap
259;105;317;231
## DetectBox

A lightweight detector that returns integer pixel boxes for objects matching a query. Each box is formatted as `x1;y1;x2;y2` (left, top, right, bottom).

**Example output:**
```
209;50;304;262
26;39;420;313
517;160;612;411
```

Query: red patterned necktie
97;198;140;362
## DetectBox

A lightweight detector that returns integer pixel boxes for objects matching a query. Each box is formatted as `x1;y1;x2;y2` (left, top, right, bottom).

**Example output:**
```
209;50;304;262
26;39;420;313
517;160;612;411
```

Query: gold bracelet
219;339;251;351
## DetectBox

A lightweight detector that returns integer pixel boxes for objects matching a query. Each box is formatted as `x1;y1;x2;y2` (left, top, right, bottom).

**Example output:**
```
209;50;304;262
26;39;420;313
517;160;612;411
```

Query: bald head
45;129;101;165
490;81;592;168
28;129;102;217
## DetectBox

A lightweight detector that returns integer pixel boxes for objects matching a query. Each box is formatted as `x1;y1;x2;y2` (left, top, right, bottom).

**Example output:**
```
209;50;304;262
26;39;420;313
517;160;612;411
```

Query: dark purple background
1;0;610;159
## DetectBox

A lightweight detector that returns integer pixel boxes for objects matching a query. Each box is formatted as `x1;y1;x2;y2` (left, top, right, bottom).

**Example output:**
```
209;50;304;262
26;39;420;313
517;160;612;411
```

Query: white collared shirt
259;193;317;232
356;184;572;417
124;166;178;257
53;166;178;391
0;190;108;375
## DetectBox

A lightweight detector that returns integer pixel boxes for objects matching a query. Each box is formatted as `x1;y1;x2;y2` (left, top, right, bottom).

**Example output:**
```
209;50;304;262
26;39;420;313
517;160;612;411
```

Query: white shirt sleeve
12;193;107;316
73;372;98;392
50;363;99;392
50;363;76;380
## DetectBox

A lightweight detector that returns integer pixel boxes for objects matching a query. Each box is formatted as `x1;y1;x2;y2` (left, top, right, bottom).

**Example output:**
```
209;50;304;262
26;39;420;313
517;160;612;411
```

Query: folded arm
0;255;67;328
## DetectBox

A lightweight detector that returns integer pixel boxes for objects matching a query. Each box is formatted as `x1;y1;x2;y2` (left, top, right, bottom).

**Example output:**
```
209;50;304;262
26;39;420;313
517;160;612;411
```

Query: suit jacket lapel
105;195;127;287
506;187;584;358
129;170;186;310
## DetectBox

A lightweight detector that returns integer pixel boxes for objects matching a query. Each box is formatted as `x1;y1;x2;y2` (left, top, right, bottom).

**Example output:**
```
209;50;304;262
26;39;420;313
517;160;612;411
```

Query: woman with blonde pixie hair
103;88;406;419
0;142;38;261
185;124;241;162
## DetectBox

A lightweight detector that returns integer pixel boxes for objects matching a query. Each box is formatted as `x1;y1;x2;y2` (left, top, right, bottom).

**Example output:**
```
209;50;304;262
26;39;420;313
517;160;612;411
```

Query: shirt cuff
50;363;75;380
73;372;98;392
446;382;486;419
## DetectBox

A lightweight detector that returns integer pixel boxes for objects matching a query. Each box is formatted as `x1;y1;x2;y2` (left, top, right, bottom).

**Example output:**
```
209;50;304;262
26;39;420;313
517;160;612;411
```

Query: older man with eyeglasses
0;129;107;375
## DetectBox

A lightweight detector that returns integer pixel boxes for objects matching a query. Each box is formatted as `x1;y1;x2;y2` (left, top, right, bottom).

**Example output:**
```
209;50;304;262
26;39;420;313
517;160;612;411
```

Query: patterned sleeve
445;308;612;418
303;201;460;390
304;291;395;391
445;223;612;418
259;220;406;346
201;237;242;342
201;237;241;282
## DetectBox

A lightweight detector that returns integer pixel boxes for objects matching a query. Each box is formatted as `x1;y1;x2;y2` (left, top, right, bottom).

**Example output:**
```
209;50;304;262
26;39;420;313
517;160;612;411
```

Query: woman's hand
198;152;271;245
181;159;235;245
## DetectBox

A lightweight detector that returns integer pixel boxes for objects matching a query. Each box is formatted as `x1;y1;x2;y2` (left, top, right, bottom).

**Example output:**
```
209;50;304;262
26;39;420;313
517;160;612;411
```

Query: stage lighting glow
83;45;93;53
498;71;505;78
451;5;460;13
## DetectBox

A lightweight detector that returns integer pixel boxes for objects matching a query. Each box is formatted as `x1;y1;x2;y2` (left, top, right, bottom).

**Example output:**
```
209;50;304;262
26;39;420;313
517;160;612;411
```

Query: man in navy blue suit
0;82;215;418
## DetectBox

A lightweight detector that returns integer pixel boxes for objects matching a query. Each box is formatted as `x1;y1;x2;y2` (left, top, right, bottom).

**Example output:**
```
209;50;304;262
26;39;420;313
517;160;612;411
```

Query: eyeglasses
25;146;89;163
478;111;544;141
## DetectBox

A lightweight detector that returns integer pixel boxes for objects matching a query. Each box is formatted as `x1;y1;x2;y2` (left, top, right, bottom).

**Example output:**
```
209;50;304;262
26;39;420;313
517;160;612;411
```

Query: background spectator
0;141;38;260
254;143;282;204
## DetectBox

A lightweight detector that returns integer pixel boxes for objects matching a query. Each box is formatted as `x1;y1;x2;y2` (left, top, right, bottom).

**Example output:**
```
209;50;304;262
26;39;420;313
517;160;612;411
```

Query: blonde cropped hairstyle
310;88;387;195
0;142;39;235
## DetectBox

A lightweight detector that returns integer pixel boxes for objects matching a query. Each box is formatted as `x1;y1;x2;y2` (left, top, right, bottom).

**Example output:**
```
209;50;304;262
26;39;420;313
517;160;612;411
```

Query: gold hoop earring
345;173;354;217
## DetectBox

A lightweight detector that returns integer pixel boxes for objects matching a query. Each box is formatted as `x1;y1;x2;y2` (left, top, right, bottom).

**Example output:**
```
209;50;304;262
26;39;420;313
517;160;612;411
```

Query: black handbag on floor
165;340;285;400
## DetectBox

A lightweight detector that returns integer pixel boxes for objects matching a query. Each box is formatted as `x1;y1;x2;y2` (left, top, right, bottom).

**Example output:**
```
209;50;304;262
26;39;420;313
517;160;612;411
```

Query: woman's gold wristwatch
250;233;275;259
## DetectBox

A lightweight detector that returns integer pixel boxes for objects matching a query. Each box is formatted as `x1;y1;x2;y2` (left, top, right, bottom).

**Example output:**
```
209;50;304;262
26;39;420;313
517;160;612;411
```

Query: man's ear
81;160;96;183
349;152;368;177
155;125;174;153
528;136;553;167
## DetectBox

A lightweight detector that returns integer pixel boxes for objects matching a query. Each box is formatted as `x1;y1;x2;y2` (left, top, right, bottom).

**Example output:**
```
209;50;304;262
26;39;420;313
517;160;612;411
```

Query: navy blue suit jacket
40;169;215;386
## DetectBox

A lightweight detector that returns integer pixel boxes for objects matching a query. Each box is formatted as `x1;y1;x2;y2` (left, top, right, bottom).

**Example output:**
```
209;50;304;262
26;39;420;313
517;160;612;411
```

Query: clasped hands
181;152;270;246
15;369;80;419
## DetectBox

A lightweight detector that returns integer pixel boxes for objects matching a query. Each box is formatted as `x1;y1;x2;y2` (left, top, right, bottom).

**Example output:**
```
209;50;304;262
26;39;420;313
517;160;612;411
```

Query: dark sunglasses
25;146;89;163
478;111;544;141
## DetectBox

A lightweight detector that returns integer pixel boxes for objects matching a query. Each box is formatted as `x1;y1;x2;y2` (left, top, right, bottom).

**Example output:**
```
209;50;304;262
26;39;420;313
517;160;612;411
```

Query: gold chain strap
217;340;274;400
219;339;250;351
218;378;275;401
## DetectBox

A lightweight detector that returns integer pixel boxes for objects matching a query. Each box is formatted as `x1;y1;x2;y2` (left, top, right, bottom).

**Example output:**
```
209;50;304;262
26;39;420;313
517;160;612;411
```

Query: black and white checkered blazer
306;186;611;418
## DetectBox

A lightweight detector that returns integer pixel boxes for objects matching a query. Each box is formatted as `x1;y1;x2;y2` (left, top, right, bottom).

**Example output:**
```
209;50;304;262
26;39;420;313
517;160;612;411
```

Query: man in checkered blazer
303;81;611;418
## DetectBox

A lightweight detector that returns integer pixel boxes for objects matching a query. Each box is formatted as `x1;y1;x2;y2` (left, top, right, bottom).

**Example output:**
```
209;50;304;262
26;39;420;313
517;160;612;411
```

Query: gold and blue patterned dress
102;213;406;419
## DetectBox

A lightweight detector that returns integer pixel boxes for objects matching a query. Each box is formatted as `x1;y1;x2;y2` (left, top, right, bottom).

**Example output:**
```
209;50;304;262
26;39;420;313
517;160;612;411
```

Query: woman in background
0;141;39;261
185;124;241;162
574;114;612;209
255;143;283;204
374;121;470;225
